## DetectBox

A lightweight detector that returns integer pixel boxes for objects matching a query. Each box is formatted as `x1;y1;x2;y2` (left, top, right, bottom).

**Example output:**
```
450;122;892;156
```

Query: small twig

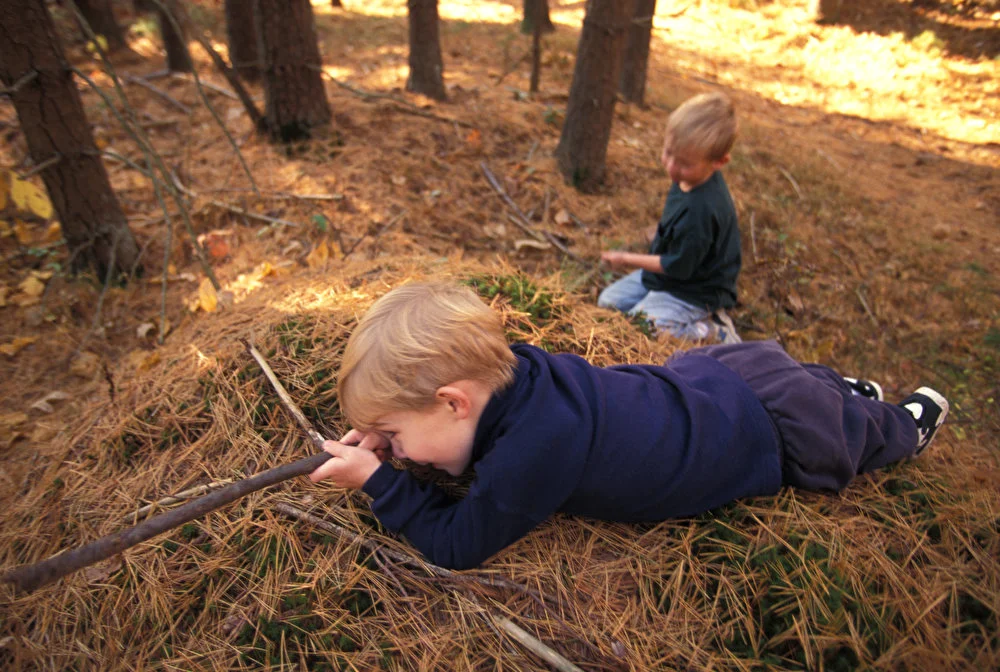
15;153;62;179
778;167;803;200
123;74;192;114
121;480;233;523
243;341;326;450
170;72;238;100
749;210;758;264
171;173;300;228
480;161;588;265
0;69;39;97
494;617;585;672
342;210;408;259
855;286;879;327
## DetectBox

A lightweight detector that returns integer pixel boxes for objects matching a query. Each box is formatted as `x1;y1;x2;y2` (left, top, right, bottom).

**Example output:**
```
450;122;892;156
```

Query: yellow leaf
19;276;46;297
198;277;218;313
13;220;33;245
306;241;329;269
70;352;100;378
0;220;11;238
42;222;62;243
0;286;8;307
10;175;53;219
0;412;29;429
257;261;275;278
0;336;37;357
11;293;40;307
126;349;160;371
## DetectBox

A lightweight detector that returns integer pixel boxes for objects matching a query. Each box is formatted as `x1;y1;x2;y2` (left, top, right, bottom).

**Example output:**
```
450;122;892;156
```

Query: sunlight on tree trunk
0;0;141;279
620;0;656;106
256;0;332;141
406;0;447;101
556;0;633;192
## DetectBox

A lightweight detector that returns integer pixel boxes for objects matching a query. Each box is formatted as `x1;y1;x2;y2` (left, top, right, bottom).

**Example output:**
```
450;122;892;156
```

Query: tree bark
620;0;656;106
256;0;332;141
0;0;140;279
225;0;260;82
556;0;634;192
75;0;127;52
157;3;192;72
406;0;447;101
521;0;554;35
330;0;343;7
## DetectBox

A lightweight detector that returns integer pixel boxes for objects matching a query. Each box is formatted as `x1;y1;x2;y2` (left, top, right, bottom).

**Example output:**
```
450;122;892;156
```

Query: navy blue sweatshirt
641;170;741;310
362;344;781;570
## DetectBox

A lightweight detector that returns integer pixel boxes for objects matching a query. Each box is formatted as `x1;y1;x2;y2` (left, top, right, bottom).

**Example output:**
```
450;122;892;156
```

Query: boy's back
643;170;741;310
363;343;781;569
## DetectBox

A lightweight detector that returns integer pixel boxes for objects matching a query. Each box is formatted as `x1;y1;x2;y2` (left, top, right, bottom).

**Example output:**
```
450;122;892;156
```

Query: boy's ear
435;385;471;419
714;153;731;169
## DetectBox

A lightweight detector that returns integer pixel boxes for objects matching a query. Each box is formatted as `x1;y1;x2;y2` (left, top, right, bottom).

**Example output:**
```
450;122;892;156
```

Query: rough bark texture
157;4;192;72
225;0;260;82
620;0;656;105
75;0;127;51
406;0;447;101
256;0;332;141
556;0;634;192
0;0;140;279
521;0;555;35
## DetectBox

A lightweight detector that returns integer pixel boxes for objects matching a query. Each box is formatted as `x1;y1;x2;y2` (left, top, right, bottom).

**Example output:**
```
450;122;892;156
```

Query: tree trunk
75;0;127;52
556;0;633;192
256;0;331;141
406;0;447;101
521;0;554;35
529;0;543;93
225;0;259;82
330;0;342;7
620;0;656;106
157;3;192;72
0;0;141;279
813;0;844;24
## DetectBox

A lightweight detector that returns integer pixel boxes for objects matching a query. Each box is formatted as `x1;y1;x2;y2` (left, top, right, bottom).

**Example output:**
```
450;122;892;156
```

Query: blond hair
338;281;517;428
665;92;737;162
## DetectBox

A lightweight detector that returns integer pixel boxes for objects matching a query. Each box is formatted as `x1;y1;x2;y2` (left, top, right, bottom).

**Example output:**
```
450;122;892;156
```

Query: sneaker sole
914;386;950;419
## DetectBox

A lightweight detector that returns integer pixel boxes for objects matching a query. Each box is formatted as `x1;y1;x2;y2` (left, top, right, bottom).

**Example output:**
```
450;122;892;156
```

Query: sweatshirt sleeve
656;207;713;281
362;462;543;570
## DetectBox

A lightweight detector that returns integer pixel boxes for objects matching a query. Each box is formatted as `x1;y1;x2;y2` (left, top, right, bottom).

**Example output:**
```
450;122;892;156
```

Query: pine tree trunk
157;3;192;72
521;0;554;35
0;0;141;279
406;0;447;101
225;0;259;82
330;0;342;7
75;0;127;52
813;0;844;24
556;0;633;192
620;0;656;105
256;0;331;141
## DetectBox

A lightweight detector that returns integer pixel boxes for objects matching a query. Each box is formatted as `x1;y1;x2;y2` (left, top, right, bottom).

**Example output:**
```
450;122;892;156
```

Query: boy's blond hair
338;281;517;428
665;92;737;162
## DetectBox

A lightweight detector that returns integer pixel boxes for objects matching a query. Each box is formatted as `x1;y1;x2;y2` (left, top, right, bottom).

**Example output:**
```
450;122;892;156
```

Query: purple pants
685;340;919;492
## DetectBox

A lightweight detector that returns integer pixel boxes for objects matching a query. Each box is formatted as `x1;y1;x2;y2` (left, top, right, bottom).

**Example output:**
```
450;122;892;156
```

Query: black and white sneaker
711;310;742;344
844;377;884;401
898;387;949;455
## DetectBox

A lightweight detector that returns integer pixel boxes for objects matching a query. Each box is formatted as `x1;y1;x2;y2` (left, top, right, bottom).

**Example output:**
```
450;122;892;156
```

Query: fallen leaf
785;291;805;315
10;293;40;307
30;421;64;444
553;209;573;226
0;170;8;210
30;390;69;413
0;220;11;238
13;220;33;245
136;322;156;338
465;129;482;149
391;175;407;186
0;336;37;357
514;238;552;252
306;240;329;268
126;349;160;371
19;276;46;297
10;174;53;219
83;556;122;584
198;278;218;313
0;412;28;430
201;232;231;260
41;222;62;244
70;352;100;378
0;286;8;307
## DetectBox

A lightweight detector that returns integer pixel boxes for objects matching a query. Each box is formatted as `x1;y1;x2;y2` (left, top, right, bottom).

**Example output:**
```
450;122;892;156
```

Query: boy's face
661;136;729;192
373;396;478;476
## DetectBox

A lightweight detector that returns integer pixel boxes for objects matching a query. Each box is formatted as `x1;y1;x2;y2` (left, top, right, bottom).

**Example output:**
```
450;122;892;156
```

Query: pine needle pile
1;261;997;670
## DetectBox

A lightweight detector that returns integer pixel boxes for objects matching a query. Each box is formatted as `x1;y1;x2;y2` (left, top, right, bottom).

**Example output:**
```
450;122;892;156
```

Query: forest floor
0;0;998;670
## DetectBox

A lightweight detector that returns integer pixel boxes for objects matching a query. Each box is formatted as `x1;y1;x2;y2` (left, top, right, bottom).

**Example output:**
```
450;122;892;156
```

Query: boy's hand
309;439;382;489
339;428;391;461
601;250;629;270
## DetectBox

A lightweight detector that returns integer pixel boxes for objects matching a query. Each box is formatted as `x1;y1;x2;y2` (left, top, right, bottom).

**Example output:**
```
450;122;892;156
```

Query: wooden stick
124;74;192;114
242;339;325;449
1;451;331;593
120;479;233;524
494;617;585;672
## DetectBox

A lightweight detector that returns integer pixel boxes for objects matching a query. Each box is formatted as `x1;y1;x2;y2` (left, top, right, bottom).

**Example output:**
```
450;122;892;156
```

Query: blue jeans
598;270;738;342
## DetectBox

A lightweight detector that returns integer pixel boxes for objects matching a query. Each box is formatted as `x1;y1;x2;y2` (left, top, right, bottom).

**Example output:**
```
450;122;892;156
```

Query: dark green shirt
641;170;741;310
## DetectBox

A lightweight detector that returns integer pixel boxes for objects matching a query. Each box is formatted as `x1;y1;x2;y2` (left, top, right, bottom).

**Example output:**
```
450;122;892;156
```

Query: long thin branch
480;162;588;265
123;74;192;114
